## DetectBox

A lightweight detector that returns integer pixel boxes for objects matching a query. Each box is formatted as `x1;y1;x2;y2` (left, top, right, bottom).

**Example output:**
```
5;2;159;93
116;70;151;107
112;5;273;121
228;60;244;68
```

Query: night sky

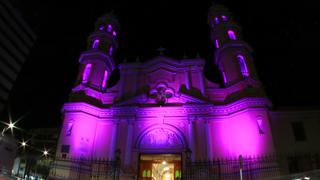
3;0;320;130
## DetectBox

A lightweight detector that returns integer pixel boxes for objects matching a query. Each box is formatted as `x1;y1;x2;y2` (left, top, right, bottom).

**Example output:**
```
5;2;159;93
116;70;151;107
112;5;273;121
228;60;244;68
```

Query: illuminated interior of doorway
140;154;181;180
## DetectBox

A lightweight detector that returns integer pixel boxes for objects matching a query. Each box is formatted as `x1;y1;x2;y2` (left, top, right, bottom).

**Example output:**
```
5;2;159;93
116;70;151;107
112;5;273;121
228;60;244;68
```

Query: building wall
0;135;17;172
0;0;36;113
270;109;320;154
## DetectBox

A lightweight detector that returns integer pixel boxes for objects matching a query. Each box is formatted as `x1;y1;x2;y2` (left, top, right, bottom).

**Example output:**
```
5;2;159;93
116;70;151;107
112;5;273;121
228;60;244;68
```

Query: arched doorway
136;124;186;180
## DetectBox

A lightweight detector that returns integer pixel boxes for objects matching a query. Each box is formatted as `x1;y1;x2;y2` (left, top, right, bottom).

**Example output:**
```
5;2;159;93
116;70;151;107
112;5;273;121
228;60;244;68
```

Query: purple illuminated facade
52;5;276;179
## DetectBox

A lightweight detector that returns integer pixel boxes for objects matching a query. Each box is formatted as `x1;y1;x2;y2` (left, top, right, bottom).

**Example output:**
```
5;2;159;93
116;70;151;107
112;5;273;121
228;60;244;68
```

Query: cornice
62;97;271;119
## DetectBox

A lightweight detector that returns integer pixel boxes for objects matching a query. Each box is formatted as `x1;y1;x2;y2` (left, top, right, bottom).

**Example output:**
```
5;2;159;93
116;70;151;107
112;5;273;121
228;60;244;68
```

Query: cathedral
50;4;284;180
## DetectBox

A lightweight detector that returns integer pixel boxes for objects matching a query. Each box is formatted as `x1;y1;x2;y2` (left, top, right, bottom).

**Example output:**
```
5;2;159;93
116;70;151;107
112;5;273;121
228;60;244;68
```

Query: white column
124;122;134;166
109;122;119;160
205;120;213;160
188;119;195;161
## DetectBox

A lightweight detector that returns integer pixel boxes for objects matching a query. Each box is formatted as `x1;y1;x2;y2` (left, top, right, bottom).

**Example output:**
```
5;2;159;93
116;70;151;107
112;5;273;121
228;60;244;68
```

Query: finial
157;46;166;55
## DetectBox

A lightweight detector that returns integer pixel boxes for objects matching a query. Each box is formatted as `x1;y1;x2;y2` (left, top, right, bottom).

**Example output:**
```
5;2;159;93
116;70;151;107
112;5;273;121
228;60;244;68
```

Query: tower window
102;70;108;89
107;24;112;32
227;30;237;40
214;17;219;24
99;26;104;30
222;70;227;84
215;39;220;48
112;31;117;36
237;55;249;77
221;15;228;21
92;39;100;49
82;64;92;83
109;46;113;56
291;122;307;141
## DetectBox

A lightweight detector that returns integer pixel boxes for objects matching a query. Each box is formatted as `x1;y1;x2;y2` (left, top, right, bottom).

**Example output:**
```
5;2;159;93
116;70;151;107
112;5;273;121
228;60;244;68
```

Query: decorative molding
62;97;271;118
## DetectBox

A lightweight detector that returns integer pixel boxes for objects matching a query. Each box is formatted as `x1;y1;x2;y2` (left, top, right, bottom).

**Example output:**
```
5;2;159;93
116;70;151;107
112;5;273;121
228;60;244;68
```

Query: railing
49;157;120;180
183;155;280;180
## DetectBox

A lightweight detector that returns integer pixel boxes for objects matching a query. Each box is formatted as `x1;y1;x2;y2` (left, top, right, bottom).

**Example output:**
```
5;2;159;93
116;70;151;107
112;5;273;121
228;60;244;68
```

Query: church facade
51;4;280;180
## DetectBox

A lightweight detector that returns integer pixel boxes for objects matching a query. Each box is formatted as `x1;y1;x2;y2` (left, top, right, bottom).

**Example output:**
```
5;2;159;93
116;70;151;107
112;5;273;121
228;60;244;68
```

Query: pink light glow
112;31;117;36
214;111;263;157
215;39;220;48
109;46;113;56
237;55;249;77
102;70;108;89
66;112;114;159
82;64;92;83
214;17;219;24
99;26;104;30
221;15;228;21
227;30;236;40
92;39;100;49
107;24;112;32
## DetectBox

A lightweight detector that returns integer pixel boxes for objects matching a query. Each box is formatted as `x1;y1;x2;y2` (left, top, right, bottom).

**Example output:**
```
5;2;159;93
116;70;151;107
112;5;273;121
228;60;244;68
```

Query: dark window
291;122;307;141
61;145;70;153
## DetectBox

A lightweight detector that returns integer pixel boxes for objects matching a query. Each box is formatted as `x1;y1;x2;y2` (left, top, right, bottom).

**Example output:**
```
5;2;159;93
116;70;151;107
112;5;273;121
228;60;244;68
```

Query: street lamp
43;150;49;157
21;141;26;147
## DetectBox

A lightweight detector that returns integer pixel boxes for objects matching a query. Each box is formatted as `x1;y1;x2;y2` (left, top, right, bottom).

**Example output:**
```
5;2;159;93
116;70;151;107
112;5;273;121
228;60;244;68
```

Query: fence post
239;155;243;180
113;149;121;180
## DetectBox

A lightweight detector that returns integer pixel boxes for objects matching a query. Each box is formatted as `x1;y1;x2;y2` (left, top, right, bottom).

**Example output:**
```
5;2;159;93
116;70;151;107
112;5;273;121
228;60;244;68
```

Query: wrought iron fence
49;157;120;180
183;155;280;180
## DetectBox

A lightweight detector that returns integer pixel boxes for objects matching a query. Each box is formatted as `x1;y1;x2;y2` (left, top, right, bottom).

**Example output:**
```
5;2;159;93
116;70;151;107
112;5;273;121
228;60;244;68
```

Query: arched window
215;39;220;48
109;46;113;56
221;15;228;21
257;115;265;134
82;64;92;83
112;31;117;37
227;30;236;40
237;55;249;77
66;122;73;136
107;24;112;32
214;17;219;24
92;39;100;49
102;70;108;89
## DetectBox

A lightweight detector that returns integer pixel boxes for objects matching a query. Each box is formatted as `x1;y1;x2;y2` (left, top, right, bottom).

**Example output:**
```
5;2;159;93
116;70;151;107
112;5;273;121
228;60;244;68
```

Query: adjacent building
0;0;36;113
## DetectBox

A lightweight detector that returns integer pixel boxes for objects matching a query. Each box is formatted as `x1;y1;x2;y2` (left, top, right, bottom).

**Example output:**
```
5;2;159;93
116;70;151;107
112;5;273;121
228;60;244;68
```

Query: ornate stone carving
149;83;174;105
140;128;182;148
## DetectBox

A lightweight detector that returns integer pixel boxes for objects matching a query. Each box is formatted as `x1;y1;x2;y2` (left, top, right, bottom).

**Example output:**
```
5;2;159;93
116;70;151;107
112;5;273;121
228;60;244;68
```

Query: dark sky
3;0;320;130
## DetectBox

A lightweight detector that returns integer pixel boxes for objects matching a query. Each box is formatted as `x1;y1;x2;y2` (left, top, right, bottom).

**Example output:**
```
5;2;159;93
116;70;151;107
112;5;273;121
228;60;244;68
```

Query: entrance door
139;154;181;180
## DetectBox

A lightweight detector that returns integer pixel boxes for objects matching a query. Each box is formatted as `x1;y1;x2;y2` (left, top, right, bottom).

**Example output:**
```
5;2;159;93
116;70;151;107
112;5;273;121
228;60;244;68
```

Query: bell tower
208;4;260;88
74;13;119;92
